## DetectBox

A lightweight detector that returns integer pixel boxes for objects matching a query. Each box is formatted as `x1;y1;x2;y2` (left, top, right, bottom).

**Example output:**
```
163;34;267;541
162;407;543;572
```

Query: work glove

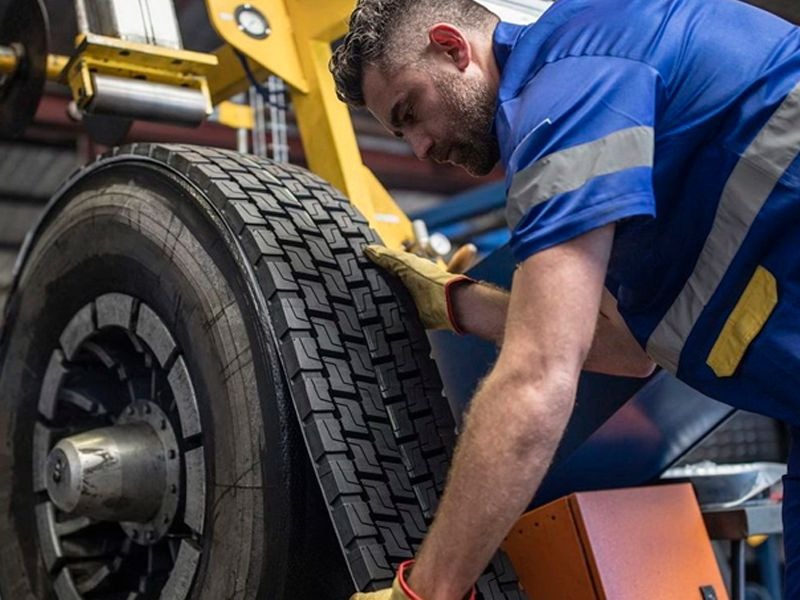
350;561;417;600
364;245;476;334
350;561;476;600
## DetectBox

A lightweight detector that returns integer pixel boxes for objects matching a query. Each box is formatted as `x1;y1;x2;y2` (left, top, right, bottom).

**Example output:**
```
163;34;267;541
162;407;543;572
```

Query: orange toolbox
503;483;728;600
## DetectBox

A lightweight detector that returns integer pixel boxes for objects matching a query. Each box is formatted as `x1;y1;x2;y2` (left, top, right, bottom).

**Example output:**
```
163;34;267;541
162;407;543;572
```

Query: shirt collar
492;21;526;76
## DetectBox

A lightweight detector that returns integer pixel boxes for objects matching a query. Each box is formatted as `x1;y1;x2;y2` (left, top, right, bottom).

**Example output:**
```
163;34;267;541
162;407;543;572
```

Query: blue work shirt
493;0;800;424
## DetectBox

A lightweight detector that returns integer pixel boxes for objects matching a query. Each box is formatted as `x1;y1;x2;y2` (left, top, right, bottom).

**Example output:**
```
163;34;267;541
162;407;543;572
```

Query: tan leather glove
349;579;409;600
349;561;476;600
350;561;416;600
364;245;474;333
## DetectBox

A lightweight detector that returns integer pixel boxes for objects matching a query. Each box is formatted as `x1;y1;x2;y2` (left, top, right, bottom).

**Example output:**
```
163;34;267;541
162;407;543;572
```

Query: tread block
363;479;400;518
213;157;248;173
398;440;428;480
374;362;402;399
319;223;350;250
312;317;345;356
307;416;349;459
355;381;390;420
320;267;352;301
282;333;323;376
268;185;302;209
300;280;333;316
232;172;265;191
271;295;312;337
323;357;357;395
284;247;318;278
241;227;283;263
287;208;319;234
257;260;300;298
335;305;363;340
385;403;416;441
362;324;392;361
378;522;413;558
348;542;395;587
305;234;338;267
412;480;439;518
349;438;383;477
250;191;287;217
335;397;369;436
351;286;379;321
269;216;300;241
320;456;364;500
292;375;335;418
208;179;248;209
226;200;265;233
253;168;282;185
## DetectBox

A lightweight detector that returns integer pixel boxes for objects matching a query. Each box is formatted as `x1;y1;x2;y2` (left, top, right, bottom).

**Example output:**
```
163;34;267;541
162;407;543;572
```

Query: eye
404;105;415;124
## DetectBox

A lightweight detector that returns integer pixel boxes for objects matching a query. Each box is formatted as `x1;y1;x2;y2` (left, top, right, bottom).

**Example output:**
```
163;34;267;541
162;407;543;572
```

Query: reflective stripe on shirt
506;126;655;228
646;81;800;373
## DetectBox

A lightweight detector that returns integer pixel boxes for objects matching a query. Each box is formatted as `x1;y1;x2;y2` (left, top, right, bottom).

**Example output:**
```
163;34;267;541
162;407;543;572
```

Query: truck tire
0;144;522;599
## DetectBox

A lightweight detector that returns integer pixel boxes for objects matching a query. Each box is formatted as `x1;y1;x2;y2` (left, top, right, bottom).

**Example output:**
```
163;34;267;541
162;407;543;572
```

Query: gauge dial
235;5;270;39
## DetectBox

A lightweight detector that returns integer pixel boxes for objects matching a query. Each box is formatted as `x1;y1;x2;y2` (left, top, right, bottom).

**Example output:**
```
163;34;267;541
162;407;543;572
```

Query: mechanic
329;0;800;597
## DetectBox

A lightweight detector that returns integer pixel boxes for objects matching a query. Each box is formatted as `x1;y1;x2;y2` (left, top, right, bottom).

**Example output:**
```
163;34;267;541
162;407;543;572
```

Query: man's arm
407;224;615;600
452;275;655;377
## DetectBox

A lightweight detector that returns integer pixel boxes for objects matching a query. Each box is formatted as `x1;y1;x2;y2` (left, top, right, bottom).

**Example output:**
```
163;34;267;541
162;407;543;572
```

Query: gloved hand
364;245;475;333
350;561;418;600
349;561;477;599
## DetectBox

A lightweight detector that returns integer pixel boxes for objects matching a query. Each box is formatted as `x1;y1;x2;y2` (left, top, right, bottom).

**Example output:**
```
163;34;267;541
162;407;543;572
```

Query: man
329;0;800;598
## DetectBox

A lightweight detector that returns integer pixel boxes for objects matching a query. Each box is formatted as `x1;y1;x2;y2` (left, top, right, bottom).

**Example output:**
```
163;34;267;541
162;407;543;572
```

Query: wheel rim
33;293;206;599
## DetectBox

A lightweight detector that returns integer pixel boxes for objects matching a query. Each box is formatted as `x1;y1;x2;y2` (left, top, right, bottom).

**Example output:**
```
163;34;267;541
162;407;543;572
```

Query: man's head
330;0;501;176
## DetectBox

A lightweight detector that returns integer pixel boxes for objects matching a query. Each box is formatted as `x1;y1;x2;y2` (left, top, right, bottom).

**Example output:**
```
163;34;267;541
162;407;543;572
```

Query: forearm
454;284;655;377
407;367;576;600
583;313;656;377
451;281;509;344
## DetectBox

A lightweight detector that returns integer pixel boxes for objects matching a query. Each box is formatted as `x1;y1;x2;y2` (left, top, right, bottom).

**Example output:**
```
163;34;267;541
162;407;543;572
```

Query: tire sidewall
0;164;298;599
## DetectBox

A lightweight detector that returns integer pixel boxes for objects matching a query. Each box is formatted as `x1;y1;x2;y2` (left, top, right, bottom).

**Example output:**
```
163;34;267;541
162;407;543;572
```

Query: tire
0;143;522;599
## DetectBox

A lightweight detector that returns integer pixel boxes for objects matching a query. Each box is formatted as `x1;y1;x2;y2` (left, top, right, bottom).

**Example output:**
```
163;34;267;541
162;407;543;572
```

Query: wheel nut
51;457;64;483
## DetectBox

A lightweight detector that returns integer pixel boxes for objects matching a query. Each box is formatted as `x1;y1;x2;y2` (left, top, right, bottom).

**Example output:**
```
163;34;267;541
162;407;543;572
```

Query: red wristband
397;561;424;600
396;560;477;600
443;276;476;336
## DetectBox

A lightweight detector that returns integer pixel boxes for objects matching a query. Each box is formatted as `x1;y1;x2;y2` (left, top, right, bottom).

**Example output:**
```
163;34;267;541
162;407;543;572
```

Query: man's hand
364;245;474;332
350;561;469;600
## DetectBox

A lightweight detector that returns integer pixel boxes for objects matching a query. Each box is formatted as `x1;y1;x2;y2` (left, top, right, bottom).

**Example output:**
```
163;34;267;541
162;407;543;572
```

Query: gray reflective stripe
506;126;655;228
646;81;800;373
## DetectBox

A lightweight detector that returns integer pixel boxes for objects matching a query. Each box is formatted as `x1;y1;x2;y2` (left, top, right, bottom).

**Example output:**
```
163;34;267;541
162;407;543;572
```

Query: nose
407;131;434;161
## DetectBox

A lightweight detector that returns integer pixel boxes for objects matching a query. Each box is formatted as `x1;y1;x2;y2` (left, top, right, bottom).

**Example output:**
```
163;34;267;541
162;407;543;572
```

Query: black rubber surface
1;143;523;598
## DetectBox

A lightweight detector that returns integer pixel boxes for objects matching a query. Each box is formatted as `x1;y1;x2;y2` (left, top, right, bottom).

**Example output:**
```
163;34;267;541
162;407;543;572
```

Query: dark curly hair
330;0;497;107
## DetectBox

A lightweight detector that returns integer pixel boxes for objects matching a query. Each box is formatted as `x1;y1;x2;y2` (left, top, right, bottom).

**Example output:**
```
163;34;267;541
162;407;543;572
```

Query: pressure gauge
235;5;271;39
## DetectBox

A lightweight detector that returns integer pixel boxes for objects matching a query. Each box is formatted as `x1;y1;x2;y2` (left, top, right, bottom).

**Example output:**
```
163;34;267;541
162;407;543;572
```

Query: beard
431;69;500;176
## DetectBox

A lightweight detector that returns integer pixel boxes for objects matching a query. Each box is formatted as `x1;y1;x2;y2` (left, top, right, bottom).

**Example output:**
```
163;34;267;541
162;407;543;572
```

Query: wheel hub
45;400;180;542
32;293;205;598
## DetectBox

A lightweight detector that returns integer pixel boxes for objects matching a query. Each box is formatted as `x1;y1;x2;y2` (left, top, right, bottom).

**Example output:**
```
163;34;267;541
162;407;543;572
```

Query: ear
428;23;471;71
